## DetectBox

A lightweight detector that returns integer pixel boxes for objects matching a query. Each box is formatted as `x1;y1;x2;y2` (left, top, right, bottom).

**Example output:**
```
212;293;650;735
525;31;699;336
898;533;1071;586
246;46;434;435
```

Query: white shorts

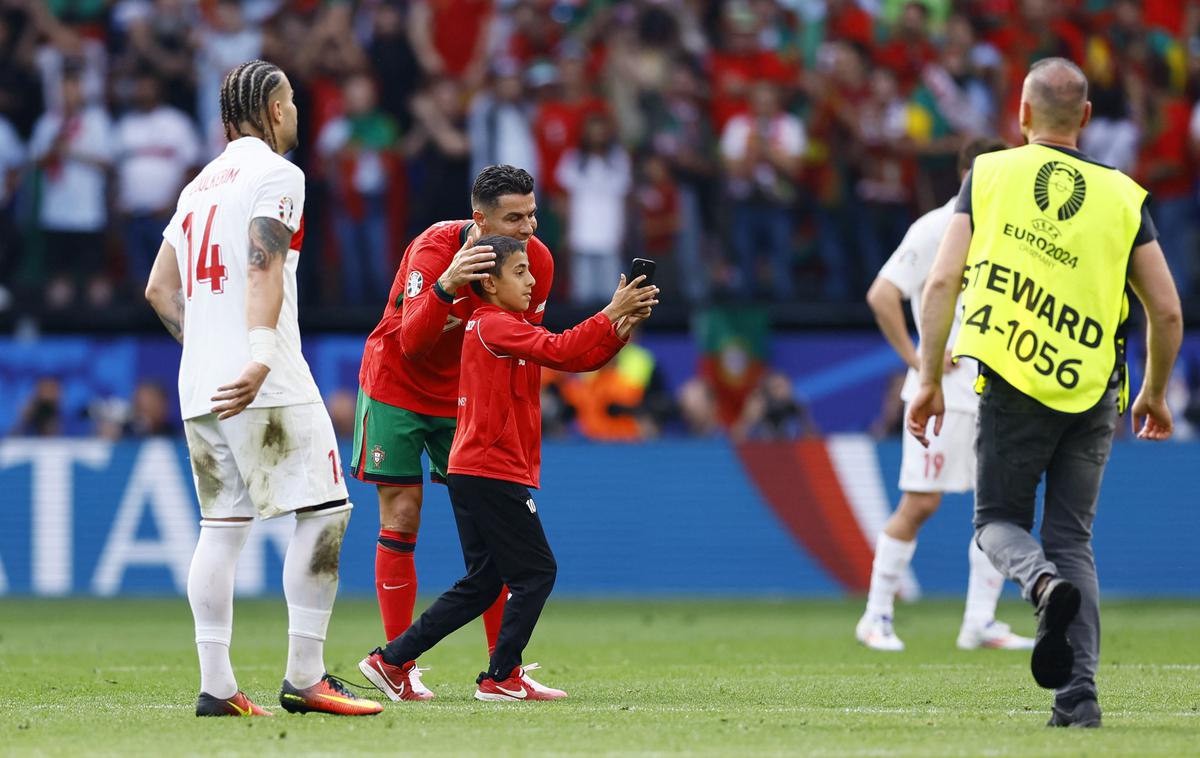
899;406;976;494
184;403;349;520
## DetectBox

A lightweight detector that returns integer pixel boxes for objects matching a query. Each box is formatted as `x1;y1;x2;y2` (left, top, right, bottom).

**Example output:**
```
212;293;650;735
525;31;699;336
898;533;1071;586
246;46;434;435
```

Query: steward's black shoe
1031;577;1081;689
1047;698;1102;728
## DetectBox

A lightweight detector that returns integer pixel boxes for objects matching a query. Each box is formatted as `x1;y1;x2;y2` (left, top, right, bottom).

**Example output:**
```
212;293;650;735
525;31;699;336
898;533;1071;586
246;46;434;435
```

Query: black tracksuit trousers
382;474;557;680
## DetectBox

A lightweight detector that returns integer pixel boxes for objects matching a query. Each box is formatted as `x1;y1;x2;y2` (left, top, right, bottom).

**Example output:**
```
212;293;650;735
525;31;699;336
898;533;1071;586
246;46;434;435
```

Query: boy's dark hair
470;235;527;297
472;165;535;210
958;137;1009;175
220;59;286;152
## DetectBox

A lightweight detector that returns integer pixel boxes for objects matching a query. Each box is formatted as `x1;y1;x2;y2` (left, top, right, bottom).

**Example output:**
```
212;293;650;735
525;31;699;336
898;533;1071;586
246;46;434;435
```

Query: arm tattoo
248;217;292;270
155;289;186;344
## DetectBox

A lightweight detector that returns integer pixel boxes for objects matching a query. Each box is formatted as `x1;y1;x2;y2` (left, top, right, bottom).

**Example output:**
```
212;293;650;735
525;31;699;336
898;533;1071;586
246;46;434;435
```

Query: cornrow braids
218;59;285;151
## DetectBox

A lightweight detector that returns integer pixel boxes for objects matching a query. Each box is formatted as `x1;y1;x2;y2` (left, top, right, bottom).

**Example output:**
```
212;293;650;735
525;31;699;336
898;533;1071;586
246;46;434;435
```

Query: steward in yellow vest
953;143;1147;413
905;57;1182;727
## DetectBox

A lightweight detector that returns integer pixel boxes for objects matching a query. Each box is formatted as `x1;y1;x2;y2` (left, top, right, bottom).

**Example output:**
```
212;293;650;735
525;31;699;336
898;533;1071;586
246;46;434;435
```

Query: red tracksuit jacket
358;221;554;418
447;304;627;488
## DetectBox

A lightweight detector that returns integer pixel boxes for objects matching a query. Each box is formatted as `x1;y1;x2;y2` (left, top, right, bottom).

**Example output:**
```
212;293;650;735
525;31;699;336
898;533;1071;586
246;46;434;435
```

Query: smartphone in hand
630;258;656;288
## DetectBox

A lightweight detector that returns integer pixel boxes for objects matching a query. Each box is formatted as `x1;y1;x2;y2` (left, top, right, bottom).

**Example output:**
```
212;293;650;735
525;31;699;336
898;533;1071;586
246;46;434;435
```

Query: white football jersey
877;196;980;413
164;136;321;420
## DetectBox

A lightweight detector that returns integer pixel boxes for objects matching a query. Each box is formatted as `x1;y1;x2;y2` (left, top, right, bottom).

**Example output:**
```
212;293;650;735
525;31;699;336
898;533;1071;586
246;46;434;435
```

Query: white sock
283;504;352;689
963;537;1005;628
865;533;916;619
188;520;251;699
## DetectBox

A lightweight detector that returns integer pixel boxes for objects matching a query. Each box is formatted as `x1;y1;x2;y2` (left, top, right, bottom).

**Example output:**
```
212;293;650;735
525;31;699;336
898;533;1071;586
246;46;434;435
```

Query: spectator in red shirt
532;55;608;198
708;8;798;133
359;235;658;703
505;0;565;67
874;2;938;94
1136;58;1197;295
408;0;494;89
825;0;877;49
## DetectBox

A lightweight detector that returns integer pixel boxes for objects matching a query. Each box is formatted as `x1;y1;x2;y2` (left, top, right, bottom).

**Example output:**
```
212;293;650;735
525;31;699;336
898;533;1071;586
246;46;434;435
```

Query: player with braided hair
146;60;382;717
219;59;288;153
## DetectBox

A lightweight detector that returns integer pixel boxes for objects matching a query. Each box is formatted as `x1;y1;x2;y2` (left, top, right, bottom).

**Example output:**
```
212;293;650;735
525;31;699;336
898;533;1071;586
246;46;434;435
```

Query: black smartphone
630;258;656;288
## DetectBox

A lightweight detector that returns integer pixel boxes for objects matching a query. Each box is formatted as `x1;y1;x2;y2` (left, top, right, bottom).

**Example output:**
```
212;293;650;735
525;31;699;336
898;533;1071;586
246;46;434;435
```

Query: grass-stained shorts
350;388;456;486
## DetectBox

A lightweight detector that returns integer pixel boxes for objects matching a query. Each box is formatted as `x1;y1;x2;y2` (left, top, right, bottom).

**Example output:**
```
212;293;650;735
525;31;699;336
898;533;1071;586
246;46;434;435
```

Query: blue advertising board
0;437;1194;597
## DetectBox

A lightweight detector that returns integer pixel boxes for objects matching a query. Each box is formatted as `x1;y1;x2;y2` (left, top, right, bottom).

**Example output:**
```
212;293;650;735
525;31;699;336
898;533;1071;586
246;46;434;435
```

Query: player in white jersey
145;60;381;717
856;138;1035;653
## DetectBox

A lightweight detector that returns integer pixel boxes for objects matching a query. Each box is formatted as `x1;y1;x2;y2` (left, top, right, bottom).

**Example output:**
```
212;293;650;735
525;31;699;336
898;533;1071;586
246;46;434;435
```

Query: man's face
485;250;534;312
269;75;299;153
476;193;538;242
62;77;84;112
134;76;160;111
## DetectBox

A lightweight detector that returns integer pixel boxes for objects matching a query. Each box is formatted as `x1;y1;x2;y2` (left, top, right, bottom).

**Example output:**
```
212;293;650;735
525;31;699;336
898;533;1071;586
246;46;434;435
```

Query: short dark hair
470;235;527;297
958;137;1008;174
471;165;535;210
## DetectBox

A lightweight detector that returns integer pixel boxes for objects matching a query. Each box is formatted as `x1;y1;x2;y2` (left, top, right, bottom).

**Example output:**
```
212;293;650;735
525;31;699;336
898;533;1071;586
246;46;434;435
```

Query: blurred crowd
0;0;1197;317
14;359;820;441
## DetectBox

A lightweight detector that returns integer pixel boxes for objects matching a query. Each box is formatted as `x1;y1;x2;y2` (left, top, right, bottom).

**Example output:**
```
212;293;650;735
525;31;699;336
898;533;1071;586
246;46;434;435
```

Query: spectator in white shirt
29;71;113;308
194;0;262;157
720;81;804;301
556;113;632;304
115;70;201;290
0;112;24;311
468;59;538;184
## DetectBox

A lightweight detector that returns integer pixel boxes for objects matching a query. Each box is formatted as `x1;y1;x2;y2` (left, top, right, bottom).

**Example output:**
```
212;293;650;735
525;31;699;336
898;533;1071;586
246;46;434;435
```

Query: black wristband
432;279;454;304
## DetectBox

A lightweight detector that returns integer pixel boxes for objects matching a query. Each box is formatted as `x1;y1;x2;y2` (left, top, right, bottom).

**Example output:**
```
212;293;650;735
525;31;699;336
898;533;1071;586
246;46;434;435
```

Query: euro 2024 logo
1031;161;1086;239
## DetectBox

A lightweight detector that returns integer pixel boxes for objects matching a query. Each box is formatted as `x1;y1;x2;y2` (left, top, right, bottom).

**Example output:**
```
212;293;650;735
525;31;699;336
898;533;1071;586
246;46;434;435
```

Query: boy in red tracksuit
359;235;658;702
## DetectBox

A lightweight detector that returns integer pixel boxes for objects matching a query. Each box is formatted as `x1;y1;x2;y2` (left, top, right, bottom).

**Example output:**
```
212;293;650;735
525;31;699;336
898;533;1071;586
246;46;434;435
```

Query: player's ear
471;206;486;230
481;273;496;294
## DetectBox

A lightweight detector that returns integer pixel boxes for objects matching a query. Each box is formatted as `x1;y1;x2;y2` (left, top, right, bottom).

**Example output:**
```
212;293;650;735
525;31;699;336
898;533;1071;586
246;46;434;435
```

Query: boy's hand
602;275;659;324
616;309;651;339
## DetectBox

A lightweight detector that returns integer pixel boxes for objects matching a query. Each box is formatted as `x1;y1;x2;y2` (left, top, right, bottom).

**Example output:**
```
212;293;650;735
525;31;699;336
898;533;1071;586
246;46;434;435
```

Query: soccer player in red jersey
359;235;658;701
351;165;554;699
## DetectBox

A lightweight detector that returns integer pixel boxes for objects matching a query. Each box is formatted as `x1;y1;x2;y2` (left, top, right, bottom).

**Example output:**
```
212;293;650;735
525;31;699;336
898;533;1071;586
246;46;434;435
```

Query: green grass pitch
0;597;1196;756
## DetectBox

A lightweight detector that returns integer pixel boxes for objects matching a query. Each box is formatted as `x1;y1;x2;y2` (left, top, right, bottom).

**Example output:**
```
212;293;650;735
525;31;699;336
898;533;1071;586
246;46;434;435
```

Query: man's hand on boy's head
438;241;496;293
602;274;659;324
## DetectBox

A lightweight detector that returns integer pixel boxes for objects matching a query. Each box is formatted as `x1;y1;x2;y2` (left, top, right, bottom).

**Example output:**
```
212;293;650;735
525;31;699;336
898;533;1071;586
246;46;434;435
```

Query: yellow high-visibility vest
952;143;1146;413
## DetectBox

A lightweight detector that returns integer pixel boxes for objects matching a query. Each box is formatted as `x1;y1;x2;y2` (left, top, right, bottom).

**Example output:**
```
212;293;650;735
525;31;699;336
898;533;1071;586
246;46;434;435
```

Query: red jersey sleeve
389;238;456;359
476;310;626;373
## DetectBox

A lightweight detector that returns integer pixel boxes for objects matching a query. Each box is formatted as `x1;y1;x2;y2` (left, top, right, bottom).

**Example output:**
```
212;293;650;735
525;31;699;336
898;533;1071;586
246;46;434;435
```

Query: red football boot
358;648;435;701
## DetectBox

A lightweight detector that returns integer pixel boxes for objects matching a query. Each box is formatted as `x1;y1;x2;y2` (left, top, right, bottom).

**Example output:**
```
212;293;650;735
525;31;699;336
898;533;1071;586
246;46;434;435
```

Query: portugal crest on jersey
406;271;424;298
372;445;386;467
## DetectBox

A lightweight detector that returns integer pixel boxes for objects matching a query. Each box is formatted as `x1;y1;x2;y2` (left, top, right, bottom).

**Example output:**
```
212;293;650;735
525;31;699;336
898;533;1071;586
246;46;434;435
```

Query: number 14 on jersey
183;205;227;297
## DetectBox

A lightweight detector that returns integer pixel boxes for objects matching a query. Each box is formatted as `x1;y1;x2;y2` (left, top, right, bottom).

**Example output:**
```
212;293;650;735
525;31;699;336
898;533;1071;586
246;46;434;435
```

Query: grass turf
0;597;1196;756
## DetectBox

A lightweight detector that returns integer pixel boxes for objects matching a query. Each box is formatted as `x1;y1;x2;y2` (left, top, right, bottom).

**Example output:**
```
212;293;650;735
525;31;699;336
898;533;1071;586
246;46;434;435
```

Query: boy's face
485;251;534;312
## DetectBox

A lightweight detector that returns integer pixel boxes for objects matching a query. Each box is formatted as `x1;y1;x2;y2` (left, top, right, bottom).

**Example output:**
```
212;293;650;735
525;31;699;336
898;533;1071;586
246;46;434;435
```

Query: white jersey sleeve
250;160;304;233
877;218;937;301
